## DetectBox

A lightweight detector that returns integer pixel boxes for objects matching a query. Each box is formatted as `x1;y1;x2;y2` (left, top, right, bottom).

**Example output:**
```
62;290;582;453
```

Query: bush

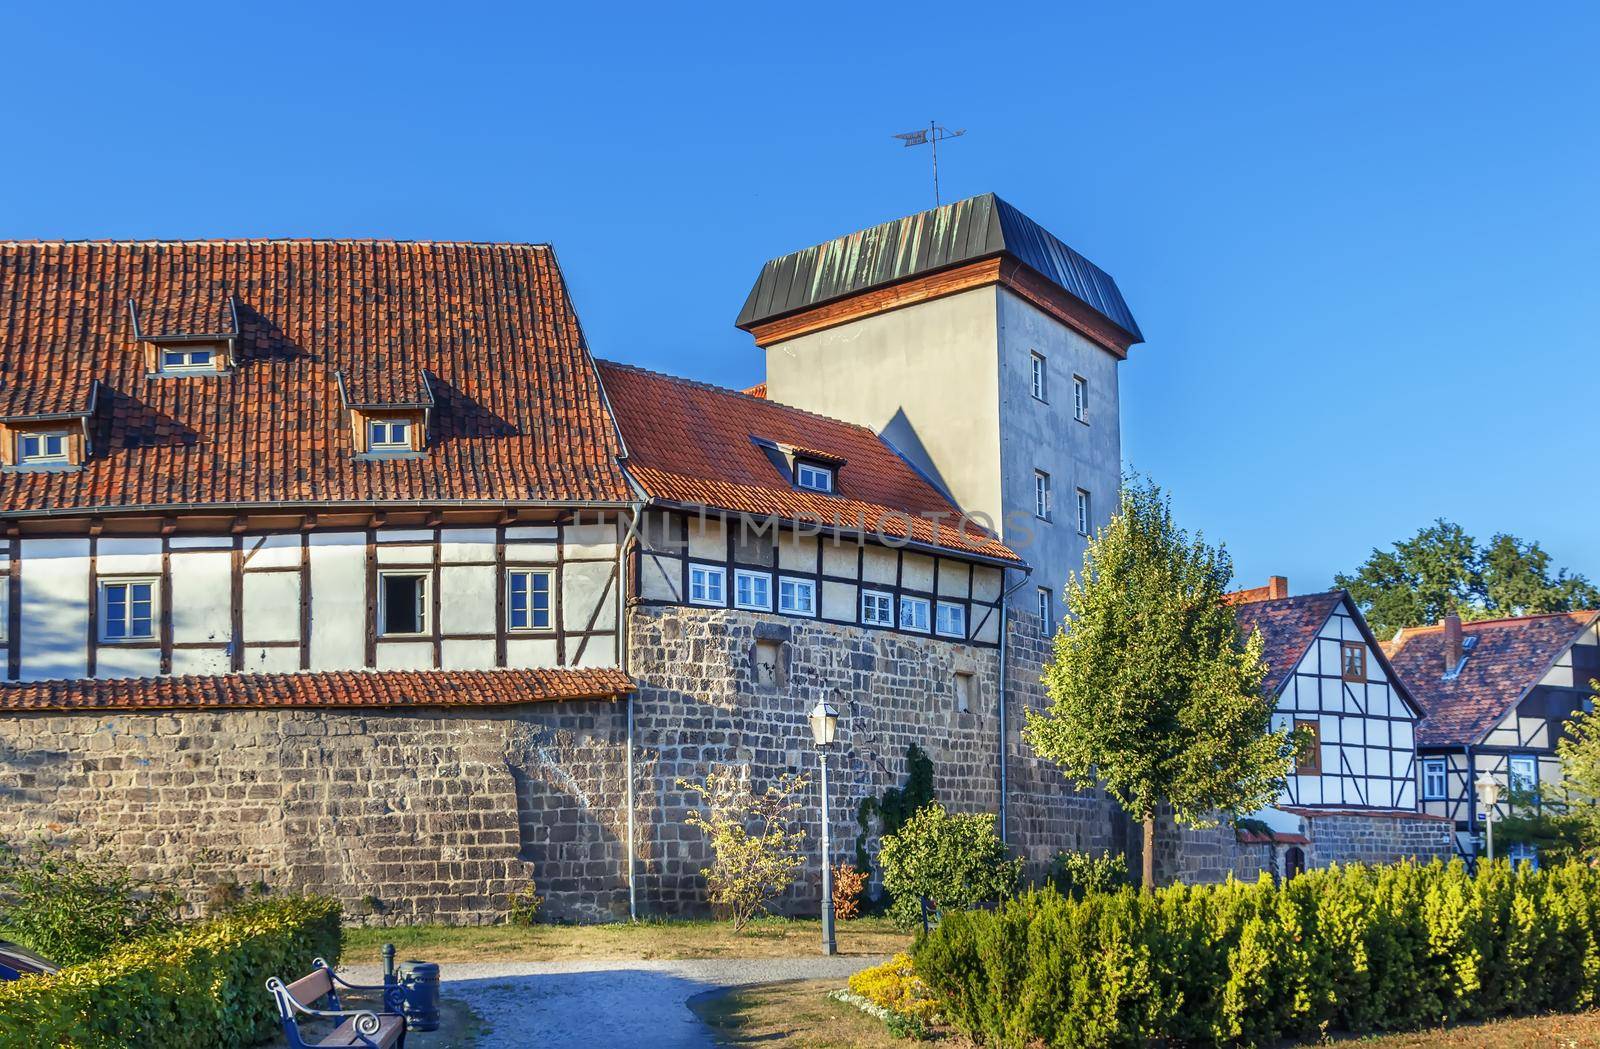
0;842;182;965
0;895;340;1049
832;863;868;921
1048;850;1130;899
849;952;941;1022
879;804;1021;928
508;882;544;926
680;765;809;931
912;859;1600;1048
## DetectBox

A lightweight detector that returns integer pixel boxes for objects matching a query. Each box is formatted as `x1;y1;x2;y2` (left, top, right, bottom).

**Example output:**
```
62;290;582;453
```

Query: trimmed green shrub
1048;850;1130;899
0;842;182;965
913;859;1600;1048
0;895;341;1049
879;804;1021;928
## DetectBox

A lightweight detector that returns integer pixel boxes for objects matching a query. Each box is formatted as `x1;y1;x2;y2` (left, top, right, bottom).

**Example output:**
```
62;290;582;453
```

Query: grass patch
1347;1009;1600;1046
342;915;909;964
691;978;966;1048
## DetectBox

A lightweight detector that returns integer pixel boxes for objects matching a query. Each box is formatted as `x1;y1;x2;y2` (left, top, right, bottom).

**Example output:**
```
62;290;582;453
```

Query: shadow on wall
880;407;956;506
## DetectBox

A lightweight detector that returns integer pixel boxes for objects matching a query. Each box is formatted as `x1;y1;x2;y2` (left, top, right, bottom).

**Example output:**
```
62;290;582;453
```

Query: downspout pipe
620;499;647;921
996;564;1034;846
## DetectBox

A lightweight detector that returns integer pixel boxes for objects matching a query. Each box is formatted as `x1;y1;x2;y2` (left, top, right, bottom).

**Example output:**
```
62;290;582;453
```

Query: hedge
913;859;1600;1048
0;895;341;1049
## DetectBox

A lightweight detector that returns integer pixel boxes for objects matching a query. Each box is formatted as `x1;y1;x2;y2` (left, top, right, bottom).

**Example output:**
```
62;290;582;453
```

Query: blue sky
4;3;1596;593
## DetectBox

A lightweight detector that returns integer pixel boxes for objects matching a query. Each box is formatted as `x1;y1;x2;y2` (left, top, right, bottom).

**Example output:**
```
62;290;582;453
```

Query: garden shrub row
0;895;341;1049
913;859;1600;1048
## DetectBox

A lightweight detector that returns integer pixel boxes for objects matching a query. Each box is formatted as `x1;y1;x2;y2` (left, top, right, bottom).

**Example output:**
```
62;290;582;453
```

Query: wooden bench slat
323;1014;405;1048
284;967;335;1006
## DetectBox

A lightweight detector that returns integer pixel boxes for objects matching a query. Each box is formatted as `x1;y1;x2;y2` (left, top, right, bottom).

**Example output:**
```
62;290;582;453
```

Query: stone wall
1299;810;1455;868
1154;808;1455;886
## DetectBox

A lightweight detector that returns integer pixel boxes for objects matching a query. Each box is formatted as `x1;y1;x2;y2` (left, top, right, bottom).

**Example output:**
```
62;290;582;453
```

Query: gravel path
345;956;877;1049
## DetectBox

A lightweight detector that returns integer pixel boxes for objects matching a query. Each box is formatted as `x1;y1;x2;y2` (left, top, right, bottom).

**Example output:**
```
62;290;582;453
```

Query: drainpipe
996;565;1034;846
620;501;646;921
1463;744;1477;864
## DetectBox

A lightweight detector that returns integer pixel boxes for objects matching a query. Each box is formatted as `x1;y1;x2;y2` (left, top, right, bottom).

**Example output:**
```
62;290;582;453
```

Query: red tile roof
0;667;634;713
1386;610;1599;746
742;383;767;399
1235;591;1346;694
0;241;631;513
597;361;1020;563
0;373;100;421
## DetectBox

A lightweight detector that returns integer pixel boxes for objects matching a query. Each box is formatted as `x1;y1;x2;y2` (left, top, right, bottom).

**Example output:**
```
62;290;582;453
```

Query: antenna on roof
893;121;966;207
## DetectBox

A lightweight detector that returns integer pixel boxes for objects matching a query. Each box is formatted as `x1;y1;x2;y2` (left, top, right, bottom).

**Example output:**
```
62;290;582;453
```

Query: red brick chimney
1442;613;1463;672
1268;576;1288;600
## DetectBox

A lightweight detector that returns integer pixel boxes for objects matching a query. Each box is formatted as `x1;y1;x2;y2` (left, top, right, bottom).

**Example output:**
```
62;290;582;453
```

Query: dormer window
368;419;413;451
795;461;834;493
158;345;221;374
18;431;69;464
336;370;434;460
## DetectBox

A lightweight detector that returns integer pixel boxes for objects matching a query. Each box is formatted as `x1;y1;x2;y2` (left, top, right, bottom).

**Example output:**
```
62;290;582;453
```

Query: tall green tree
1335;519;1599;638
1500;698;1600;862
1024;477;1295;890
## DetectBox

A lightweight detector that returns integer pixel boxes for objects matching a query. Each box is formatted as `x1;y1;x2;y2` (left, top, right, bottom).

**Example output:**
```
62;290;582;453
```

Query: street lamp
1476;773;1503;863
809;699;840;957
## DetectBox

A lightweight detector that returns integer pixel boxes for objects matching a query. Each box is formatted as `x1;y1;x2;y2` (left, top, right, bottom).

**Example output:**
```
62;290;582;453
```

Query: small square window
1030;353;1047;402
378;572;428;636
795;462;834;493
734;569;772;611
1034;471;1052;521
368;419;413;451
1073;375;1088;423
1295;719;1322;775
899;596;930;633
779;577;816;616
159;346;218;373
935;601;967;638
689;564;726;606
1422;758;1447;800
1037;587;1053;634
508;570;552;630
18;431;69;464
1340;641;1367;681
99;579;156;641
1075;488;1090;536
861;589;893;627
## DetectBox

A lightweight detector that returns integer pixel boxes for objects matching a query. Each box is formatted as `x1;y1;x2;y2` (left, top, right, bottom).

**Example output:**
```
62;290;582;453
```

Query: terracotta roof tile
0;373;100;420
597;360;1020;563
741;382;767;399
1387;610;1599;746
1235;591;1346;694
0;241;631;512
0;667;634;713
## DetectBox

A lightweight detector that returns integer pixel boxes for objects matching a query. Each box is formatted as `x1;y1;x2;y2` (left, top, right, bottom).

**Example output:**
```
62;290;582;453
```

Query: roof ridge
1399;609;1598;634
595;359;887;438
0;238;555;249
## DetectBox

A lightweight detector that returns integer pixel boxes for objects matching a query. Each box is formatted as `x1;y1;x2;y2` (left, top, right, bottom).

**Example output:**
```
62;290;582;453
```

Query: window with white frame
778;577;816;616
99;578;156;641
1509;754;1538;795
368;419;412;451
507;569;552;630
1422;758;1447;800
795;462;834;493
158;345;219;373
1037;587;1053;634
378;572;428;636
861;589;893;626
1075;488;1091;535
734;569;772;611
1073;375;1088;422
689;564;726;606
936;601;967;638
17;431;69;465
1030;353;1047;402
899;595;930;633
1034;471;1052;520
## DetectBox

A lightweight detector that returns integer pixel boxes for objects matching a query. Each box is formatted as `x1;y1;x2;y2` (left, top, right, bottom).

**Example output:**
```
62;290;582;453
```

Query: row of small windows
1033;472;1090;535
1028;352;1089;424
688;564;969;637
1420;754;1538;801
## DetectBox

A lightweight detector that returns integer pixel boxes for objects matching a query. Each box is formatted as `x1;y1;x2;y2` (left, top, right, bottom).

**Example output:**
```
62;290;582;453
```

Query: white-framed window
734;569;772;611
1073;375;1088;422
1075;488;1091;535
17;431;69;464
159;346;218;373
935;601;967;638
689;564;726;606
1034;471;1052;520
1509;754;1538;794
899;596;931;633
1422;758;1447;801
1037;587;1053;634
368;419;412;451
795;462;834;493
861;589;894;627
1030;352;1047;402
377;571;429;636
99;578;157;642
778;577;816;616
507;569;552;631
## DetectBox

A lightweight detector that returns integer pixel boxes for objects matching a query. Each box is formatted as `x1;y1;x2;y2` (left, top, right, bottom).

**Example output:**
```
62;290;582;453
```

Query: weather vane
893;121;967;207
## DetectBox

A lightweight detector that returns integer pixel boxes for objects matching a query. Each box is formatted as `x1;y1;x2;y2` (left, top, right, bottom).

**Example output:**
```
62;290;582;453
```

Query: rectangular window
159;346;217;373
368;419;412;451
899;596;931;633
1075;488;1090;535
18;431;68;464
688;564;726;606
954;671;976;713
1073;375;1088;422
1037;587;1053;634
1422;758;1447;800
507;570;552;630
734;569;772;611
1341;641;1367;681
99;579;156;641
1034;471;1052;520
861;589;893;627
1295;718;1322;775
1509;755;1538;794
795;462;834;493
1030;353;1047;402
778;577;816;616
378;572;428;636
935;601;967;639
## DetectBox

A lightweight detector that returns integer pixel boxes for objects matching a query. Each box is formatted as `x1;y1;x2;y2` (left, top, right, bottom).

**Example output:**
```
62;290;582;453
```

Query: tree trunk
1142;811;1157;892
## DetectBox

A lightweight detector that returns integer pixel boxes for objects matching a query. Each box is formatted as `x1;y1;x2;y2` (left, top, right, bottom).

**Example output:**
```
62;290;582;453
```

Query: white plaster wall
243;573;301;643
440;565;496;635
309;532;367;671
19;538;90;681
170;550;231;646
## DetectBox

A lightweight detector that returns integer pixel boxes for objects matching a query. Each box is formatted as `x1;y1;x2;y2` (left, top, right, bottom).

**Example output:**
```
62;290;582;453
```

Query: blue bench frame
266;958;407;1049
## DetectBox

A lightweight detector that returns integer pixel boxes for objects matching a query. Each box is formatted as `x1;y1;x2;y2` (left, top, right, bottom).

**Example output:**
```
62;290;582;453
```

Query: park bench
266;957;407;1049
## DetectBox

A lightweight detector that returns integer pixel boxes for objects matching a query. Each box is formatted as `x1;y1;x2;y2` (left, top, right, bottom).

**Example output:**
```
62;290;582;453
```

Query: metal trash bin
397;960;441;1032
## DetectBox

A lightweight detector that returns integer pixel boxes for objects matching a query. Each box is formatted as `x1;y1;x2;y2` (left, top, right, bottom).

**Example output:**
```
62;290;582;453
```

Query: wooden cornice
744;255;1137;359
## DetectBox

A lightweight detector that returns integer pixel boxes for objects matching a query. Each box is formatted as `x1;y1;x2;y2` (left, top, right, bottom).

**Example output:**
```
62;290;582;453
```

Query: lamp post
1476;773;1502;864
809;699;840;957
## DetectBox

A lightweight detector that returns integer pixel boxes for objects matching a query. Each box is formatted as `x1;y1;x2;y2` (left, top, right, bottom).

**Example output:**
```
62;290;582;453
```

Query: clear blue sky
5;3;1597;593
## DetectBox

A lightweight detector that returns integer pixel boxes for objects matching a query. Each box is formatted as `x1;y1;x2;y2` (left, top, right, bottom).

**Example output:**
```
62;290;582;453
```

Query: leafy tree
1500;698;1600;862
679;765;808;931
1335;519;1599;638
1024;476;1295;890
878;803;1021;928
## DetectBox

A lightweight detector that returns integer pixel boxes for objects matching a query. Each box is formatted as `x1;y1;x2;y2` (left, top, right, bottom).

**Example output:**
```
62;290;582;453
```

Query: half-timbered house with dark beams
1386;610;1600;861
